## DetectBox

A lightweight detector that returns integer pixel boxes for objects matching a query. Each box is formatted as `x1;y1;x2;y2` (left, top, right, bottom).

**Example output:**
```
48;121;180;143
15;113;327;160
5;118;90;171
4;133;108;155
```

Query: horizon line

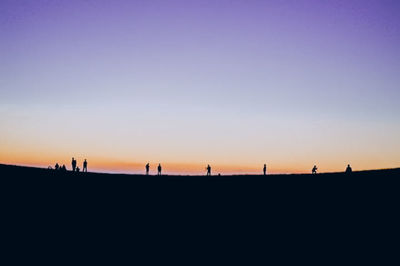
2;163;399;177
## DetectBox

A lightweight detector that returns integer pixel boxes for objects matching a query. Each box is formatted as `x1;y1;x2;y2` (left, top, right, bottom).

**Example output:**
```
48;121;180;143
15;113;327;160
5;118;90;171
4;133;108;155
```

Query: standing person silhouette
263;164;267;175
206;164;211;176
157;164;162;176
346;164;352;174
145;163;150;175
83;159;88;172
312;165;318;174
71;157;77;172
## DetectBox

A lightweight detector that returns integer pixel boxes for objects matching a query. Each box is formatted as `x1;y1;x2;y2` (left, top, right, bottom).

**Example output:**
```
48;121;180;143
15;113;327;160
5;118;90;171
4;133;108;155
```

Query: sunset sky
1;0;399;175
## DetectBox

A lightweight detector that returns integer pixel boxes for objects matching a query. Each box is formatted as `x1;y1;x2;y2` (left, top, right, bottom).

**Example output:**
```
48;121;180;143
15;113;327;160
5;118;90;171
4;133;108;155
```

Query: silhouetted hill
1;163;400;202
2;163;400;179
1;163;399;263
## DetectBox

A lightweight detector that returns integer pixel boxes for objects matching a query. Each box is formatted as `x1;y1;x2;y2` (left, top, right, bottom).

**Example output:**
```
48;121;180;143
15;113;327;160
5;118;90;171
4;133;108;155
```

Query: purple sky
1;0;400;173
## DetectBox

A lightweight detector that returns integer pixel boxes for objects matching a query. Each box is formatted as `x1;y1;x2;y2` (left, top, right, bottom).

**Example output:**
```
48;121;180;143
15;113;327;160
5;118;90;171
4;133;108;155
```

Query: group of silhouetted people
144;163;267;176
312;164;352;174
54;163;67;172
51;159;353;176
145;163;162;175
71;158;88;172
143;163;269;176
52;158;88;173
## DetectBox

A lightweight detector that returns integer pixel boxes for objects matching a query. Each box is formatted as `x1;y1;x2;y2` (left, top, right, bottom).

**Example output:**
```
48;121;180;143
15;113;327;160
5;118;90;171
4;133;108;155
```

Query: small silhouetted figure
206;164;211;176
71;157;77;172
263;164;267;175
55;163;59;170
62;165;67;172
346;164;352;174
312;165;318;174
83;159;88;172
145;163;150;175
157;164;162;176
76;167;80;173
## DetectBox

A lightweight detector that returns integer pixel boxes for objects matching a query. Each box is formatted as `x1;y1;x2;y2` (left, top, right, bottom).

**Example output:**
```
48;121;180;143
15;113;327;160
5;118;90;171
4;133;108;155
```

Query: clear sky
1;0;399;174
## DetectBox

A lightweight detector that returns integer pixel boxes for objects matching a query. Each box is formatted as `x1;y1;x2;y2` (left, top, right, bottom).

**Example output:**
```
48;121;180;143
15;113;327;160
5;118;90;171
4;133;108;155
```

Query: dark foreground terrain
1;163;400;263
2;163;400;201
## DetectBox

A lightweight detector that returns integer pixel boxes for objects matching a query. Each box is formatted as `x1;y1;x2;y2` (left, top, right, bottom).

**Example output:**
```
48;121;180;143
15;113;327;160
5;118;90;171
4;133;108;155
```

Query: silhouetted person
312;165;318;174
62;165;67;172
76;167;80;173
146;163;150;175
55;163;59;170
206;164;211;176
83;159;88;172
71;157;77;172
346;164;352;174
263;164;267;175
157;164;162;176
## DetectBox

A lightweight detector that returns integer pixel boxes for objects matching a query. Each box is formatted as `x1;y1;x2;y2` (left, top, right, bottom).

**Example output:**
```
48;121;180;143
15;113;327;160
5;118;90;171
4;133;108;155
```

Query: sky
1;0;399;175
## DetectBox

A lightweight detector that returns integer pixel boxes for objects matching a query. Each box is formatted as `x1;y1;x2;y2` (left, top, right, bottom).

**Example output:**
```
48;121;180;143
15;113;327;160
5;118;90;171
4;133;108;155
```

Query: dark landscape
2;163;399;200
2;163;400;262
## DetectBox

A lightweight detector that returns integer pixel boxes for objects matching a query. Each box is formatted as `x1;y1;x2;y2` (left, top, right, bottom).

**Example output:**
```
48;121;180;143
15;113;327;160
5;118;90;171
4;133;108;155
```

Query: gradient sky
1;0;399;174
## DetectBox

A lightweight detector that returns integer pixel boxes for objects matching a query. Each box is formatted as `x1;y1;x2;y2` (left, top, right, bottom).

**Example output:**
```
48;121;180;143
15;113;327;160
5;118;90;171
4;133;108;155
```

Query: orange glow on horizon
0;155;310;175
1;143;399;175
2;154;398;175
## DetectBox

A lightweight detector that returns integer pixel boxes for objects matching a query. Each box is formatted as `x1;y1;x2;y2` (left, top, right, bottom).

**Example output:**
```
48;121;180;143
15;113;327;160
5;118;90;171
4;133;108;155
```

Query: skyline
1;0;400;174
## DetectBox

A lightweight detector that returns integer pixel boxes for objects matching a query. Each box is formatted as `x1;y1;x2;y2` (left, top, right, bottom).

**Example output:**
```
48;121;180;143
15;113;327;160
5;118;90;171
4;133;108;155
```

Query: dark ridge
2;162;399;210
1;163;400;178
1;163;399;262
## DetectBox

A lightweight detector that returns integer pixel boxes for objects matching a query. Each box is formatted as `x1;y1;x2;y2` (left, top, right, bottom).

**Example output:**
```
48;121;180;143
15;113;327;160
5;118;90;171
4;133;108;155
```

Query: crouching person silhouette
312;165;318;175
